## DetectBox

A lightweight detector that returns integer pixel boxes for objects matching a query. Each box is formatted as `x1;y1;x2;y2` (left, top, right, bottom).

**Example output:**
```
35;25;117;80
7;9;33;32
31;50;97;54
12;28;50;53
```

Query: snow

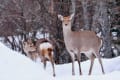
0;42;120;80
0;42;53;80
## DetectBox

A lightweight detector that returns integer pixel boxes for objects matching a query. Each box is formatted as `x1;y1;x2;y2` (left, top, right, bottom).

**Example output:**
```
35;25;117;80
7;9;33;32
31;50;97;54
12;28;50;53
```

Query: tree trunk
96;0;112;58
81;0;112;58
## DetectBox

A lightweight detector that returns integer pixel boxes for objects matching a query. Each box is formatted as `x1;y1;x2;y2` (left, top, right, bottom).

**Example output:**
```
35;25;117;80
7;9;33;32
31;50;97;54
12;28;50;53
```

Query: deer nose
65;24;68;26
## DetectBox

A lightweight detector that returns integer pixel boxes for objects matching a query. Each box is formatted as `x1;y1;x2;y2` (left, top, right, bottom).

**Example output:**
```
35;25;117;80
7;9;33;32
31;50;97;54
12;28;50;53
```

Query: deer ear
58;14;63;21
70;13;75;20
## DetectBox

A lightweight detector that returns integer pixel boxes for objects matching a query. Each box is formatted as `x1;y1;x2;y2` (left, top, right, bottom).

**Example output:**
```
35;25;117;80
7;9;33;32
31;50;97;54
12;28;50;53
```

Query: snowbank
0;42;54;80
0;42;120;80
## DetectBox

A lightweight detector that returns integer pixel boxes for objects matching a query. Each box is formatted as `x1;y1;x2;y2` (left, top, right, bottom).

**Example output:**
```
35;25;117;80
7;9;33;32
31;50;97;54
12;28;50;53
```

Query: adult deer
36;38;56;77
58;13;105;75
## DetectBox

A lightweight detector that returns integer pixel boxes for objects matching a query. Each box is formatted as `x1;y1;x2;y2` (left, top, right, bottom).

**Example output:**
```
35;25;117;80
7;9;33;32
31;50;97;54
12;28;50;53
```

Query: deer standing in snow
23;38;56;77
36;38;56;77
58;13;105;75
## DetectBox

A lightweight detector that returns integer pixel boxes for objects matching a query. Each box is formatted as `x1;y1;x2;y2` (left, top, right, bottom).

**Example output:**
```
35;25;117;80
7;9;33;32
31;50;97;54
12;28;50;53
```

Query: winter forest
0;0;120;79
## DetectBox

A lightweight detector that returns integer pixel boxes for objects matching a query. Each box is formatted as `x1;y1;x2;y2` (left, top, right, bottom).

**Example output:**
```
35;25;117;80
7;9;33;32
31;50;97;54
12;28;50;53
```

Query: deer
58;13;105;75
35;38;56;77
23;38;56;76
22;39;38;61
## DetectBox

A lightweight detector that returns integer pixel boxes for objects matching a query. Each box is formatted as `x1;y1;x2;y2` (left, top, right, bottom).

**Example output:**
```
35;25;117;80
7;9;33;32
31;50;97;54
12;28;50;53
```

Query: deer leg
51;59;56;77
76;53;82;75
28;54;32;60
49;56;56;77
96;53;105;74
98;57;105;74
34;53;38;62
43;59;47;69
88;54;95;75
70;53;75;75
31;53;35;61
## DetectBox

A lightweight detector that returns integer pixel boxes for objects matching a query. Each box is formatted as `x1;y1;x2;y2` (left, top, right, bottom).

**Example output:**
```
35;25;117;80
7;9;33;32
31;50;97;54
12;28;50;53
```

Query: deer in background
22;38;56;77
22;39;38;61
58;13;105;75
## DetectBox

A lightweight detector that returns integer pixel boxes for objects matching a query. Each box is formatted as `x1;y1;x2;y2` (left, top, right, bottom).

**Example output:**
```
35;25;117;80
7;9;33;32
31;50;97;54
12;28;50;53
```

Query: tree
0;0;119;64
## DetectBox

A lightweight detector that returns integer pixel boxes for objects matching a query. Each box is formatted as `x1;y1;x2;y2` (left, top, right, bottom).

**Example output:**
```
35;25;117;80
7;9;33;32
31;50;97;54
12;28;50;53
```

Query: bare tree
0;0;118;64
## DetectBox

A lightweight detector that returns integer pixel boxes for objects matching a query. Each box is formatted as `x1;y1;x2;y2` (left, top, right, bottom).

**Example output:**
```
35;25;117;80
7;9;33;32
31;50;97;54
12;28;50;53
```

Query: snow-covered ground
0;42;120;80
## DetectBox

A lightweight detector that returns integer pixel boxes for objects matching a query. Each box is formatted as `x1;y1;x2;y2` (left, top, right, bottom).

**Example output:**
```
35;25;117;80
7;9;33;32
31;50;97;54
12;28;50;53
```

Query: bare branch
70;0;76;14
48;0;55;14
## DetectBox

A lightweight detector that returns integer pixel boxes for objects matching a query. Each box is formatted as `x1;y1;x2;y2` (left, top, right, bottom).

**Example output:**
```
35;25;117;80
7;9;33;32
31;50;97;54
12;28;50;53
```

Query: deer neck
62;23;73;41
